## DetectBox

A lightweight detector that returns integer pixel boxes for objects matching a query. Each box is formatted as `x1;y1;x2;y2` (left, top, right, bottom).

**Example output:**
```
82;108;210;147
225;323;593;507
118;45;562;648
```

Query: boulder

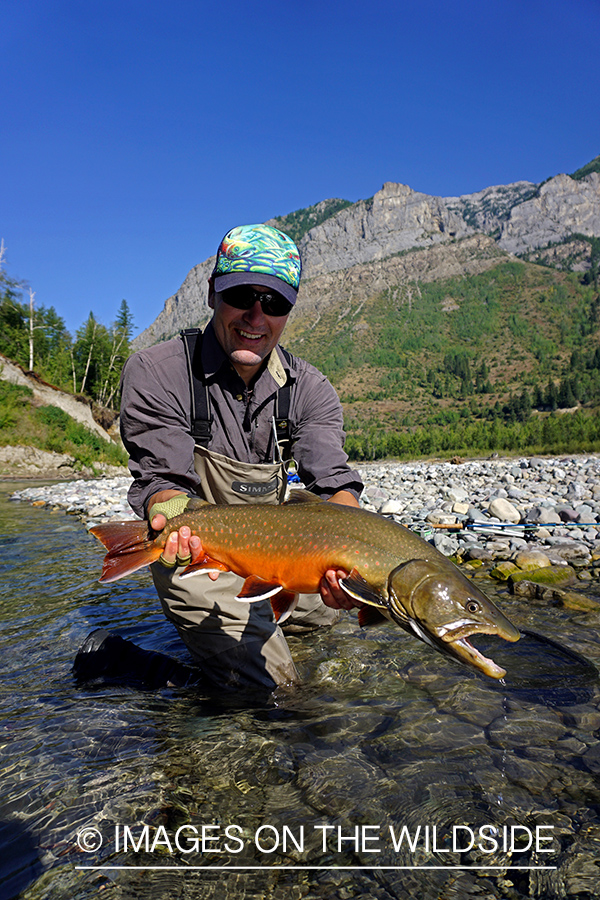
488;497;521;524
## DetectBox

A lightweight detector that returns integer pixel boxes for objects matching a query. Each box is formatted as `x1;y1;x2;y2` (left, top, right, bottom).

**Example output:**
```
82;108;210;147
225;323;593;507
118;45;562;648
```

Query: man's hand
319;491;363;610
319;568;363;610
148;491;218;579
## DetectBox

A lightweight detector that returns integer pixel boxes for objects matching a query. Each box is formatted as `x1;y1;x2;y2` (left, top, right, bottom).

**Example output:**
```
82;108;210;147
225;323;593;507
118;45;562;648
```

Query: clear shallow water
2;484;600;899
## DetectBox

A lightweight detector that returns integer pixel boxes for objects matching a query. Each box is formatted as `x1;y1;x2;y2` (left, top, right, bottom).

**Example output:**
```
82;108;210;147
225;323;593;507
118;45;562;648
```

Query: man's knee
152;565;300;688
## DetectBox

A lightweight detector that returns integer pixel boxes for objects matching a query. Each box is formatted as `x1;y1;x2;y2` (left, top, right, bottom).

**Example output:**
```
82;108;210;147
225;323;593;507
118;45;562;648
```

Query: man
117;224;363;690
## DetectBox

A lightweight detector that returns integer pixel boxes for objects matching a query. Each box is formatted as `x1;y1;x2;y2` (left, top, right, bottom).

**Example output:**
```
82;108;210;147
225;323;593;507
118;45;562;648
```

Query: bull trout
90;491;519;679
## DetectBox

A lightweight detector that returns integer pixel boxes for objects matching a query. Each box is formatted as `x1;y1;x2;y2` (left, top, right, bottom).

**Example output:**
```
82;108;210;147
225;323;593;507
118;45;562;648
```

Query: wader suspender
180;329;292;458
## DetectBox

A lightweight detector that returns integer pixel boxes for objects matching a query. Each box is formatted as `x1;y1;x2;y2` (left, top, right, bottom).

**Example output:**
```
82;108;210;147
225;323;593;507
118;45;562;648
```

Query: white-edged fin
339;567;386;607
235;575;284;603
270;590;299;623
179;567;224;581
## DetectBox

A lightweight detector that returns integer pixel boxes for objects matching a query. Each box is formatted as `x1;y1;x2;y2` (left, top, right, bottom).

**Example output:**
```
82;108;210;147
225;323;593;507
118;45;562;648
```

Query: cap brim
213;272;297;305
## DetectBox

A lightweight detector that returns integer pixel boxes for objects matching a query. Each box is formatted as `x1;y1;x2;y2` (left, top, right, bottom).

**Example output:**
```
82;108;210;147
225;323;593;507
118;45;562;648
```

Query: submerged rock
511;579;600;611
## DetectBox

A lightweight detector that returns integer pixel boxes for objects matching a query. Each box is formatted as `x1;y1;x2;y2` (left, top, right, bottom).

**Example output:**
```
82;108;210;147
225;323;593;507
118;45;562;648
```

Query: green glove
149;495;190;522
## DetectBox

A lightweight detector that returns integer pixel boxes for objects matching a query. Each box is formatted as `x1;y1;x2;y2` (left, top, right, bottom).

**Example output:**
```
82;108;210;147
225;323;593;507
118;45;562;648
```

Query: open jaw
435;618;520;679
447;632;508;679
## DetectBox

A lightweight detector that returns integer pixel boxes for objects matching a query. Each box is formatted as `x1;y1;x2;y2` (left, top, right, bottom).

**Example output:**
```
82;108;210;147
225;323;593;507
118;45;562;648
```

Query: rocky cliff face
296;183;472;279
132;166;600;350
444;181;538;232
288;234;508;335
497;172;600;254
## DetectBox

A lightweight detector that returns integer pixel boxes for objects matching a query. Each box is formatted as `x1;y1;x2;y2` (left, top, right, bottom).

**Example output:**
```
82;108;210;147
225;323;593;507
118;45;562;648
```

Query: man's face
209;283;290;383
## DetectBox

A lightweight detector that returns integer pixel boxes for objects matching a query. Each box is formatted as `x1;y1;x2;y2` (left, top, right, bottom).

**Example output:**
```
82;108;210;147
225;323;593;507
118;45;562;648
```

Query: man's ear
207;276;215;309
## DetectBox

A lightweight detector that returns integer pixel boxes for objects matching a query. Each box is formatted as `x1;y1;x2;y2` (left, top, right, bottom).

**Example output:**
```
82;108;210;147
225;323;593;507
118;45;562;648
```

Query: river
2;481;600;900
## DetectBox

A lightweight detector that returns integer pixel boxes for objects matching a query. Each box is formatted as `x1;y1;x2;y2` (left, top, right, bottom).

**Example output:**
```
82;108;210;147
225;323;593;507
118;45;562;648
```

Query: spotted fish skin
90;492;519;678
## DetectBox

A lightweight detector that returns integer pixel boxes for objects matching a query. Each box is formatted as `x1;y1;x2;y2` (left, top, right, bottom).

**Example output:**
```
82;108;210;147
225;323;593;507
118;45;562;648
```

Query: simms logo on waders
232;479;278;496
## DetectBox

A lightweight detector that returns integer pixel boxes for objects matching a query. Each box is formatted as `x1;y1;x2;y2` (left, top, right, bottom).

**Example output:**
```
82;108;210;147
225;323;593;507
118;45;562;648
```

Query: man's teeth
238;330;262;340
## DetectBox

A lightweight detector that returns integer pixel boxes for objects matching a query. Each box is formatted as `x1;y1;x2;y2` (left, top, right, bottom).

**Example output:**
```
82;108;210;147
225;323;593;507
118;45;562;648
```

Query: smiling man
117;224;364;690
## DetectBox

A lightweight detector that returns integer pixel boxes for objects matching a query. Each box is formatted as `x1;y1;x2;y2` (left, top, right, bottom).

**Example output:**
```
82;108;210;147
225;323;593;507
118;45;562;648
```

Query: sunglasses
219;286;293;317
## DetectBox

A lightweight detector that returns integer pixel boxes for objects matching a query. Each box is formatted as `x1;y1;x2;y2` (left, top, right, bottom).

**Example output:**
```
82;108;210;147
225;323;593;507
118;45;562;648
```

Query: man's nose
243;300;266;323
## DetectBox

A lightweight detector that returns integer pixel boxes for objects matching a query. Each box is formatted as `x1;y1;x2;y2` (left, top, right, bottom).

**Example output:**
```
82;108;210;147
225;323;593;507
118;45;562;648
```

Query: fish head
387;559;520;679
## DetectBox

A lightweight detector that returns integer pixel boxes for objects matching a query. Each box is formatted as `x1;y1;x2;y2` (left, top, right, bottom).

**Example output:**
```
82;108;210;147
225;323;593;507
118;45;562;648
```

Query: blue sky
2;0;599;337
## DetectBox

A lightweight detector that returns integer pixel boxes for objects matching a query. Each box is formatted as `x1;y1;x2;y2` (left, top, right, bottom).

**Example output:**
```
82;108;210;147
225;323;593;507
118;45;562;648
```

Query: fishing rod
410;520;600;539
426;520;600;531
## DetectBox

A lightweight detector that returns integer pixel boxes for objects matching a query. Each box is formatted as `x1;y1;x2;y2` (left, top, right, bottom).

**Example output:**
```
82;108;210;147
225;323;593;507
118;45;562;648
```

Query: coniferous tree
545;379;559;411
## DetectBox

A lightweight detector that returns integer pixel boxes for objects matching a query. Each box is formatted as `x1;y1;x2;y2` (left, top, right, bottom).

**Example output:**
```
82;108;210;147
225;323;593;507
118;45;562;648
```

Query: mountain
132;159;600;351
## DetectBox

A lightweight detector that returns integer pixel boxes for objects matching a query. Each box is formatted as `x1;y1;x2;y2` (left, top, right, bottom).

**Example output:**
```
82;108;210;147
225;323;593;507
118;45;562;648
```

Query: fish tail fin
89;521;162;583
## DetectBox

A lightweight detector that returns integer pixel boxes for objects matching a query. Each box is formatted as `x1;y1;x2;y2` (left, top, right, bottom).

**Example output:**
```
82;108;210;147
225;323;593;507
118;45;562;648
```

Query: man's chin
230;349;264;367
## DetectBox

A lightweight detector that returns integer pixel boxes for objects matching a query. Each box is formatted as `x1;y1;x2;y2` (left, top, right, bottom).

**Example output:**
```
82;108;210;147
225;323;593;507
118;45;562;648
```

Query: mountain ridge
133;159;600;350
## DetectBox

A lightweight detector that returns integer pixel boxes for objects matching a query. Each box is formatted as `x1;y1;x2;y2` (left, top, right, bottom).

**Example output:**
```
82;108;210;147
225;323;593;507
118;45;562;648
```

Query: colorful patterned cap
212;224;302;304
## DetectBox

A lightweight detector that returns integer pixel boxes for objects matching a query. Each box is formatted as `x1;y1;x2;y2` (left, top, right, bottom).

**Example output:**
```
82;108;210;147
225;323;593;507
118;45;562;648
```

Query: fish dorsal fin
186;497;213;511
236;575;283;602
339;567;386;607
282;489;324;505
358;606;389;628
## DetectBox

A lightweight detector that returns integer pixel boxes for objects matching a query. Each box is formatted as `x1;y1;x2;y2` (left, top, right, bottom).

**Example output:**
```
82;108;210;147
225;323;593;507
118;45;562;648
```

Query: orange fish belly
201;533;332;593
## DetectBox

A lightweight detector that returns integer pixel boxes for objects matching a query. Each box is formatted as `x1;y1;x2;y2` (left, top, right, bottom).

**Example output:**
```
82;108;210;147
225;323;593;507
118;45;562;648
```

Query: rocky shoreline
357;454;600;609
0;445;129;480
8;455;600;603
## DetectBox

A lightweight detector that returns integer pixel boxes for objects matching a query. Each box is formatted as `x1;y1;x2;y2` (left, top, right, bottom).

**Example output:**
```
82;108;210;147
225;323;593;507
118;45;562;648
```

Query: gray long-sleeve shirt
120;322;363;518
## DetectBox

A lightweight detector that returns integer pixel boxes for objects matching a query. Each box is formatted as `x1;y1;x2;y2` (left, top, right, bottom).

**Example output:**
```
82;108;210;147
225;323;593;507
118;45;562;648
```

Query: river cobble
357;455;600;568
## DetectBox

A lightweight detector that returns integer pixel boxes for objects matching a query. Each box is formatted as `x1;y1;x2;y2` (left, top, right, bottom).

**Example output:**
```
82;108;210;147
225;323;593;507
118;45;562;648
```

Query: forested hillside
0;259;133;410
284;258;600;460
0;257;130;470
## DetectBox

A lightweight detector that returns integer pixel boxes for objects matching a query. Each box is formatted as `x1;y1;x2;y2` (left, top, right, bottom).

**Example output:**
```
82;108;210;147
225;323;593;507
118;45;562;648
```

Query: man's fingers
151;513;167;532
320;568;363;610
189;535;203;560
320;571;351;610
160;530;209;571
160;531;179;565
176;526;191;560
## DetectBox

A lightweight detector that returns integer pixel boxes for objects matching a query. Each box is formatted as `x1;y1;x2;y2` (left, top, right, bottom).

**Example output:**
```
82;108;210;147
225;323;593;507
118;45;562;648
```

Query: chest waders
151;330;338;691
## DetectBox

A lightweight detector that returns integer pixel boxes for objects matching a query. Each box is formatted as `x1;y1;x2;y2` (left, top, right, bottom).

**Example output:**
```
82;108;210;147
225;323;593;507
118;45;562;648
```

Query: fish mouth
449;633;507;679
442;626;520;680
406;615;519;679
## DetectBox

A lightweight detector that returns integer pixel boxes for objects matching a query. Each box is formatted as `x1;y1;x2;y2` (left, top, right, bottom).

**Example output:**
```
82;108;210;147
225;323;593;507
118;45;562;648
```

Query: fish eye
466;600;480;614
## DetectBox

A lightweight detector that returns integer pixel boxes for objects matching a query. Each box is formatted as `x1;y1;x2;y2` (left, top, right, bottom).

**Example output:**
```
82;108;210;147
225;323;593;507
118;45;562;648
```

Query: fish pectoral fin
270;590;299;623
339;567;386;607
357;606;389;628
236;575;284;603
282;489;324;505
